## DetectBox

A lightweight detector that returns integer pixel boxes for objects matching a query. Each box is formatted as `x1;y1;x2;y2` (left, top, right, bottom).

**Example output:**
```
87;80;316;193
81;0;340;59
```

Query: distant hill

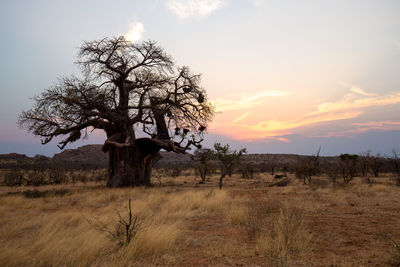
53;145;107;166
0;153;30;161
53;144;193;166
0;145;194;169
0;144;340;169
0;153;51;167
242;153;339;165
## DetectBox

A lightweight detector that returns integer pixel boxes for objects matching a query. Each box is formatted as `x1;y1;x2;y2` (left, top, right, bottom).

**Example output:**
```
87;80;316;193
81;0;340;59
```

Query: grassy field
1;173;399;266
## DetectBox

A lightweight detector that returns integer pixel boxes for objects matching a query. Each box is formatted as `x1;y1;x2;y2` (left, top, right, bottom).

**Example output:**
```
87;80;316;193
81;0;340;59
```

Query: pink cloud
277;137;290;143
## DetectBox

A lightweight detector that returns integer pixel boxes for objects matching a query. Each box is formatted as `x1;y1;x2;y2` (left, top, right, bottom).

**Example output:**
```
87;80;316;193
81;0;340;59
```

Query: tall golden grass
1;172;400;266
0;187;230;266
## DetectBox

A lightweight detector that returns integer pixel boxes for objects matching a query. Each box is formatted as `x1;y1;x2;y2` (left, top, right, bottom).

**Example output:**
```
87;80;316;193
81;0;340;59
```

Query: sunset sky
1;0;399;156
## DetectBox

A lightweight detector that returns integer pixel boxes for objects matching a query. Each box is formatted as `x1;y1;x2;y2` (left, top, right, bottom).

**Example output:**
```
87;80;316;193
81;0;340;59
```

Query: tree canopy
19;36;214;186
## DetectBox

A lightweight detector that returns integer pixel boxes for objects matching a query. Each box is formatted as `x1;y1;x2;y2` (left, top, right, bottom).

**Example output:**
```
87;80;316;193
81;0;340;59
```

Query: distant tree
265;154;277;175
193;148;214;184
240;161;256;179
359;150;371;182
326;163;340;187
48;165;67;184
3;166;22;188
339;153;358;184
213;143;246;189
19;37;214;187
29;156;49;186
368;153;384;178
170;164;185;178
390;150;400;185
295;147;321;185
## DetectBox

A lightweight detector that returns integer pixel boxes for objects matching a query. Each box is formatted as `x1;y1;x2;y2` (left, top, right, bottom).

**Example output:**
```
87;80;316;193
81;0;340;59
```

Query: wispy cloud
166;0;226;19
242;111;361;138
238;87;400;139
209;82;400;142
353;121;400;128
310;91;400;115
248;87;400;139
211;110;362;140
277;137;290;143
314;121;400;138
124;21;145;43
352;121;400;134
212;90;288;112
339;82;376;97
350;86;376;97
233;112;250;123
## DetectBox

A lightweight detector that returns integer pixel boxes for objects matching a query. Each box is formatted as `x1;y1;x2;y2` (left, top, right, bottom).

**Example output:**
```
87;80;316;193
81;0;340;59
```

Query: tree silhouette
19;37;214;187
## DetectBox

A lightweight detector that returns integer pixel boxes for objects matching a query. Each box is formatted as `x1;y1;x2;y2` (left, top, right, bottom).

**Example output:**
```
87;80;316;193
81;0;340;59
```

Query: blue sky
0;0;399;156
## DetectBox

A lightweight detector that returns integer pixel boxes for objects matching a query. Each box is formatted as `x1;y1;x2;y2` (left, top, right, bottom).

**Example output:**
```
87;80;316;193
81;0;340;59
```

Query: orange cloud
211;111;362;140
209;84;400;141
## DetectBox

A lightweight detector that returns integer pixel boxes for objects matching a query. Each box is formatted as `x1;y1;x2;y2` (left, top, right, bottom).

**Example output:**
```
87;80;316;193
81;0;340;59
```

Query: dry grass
370;183;390;192
114;223;181;264
255;205;312;266
1;173;400;266
227;202;248;225
0;186;231;266
234;198;312;266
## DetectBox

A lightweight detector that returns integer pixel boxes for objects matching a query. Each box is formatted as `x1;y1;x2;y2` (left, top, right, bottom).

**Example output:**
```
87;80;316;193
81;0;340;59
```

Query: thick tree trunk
103;94;185;187
103;105;184;188
107;146;153;187
107;146;136;187
104;134;163;187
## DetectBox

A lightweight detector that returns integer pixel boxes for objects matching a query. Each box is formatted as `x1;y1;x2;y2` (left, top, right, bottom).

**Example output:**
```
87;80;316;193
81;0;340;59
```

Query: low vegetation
1;147;400;265
1;170;400;266
0;186;231;266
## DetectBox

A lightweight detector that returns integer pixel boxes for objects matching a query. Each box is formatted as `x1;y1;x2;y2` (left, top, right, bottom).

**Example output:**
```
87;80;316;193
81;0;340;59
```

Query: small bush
86;199;141;246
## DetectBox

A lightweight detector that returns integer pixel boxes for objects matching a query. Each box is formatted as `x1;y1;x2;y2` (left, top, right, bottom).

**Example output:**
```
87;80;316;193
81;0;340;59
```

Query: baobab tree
19;37;214;187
